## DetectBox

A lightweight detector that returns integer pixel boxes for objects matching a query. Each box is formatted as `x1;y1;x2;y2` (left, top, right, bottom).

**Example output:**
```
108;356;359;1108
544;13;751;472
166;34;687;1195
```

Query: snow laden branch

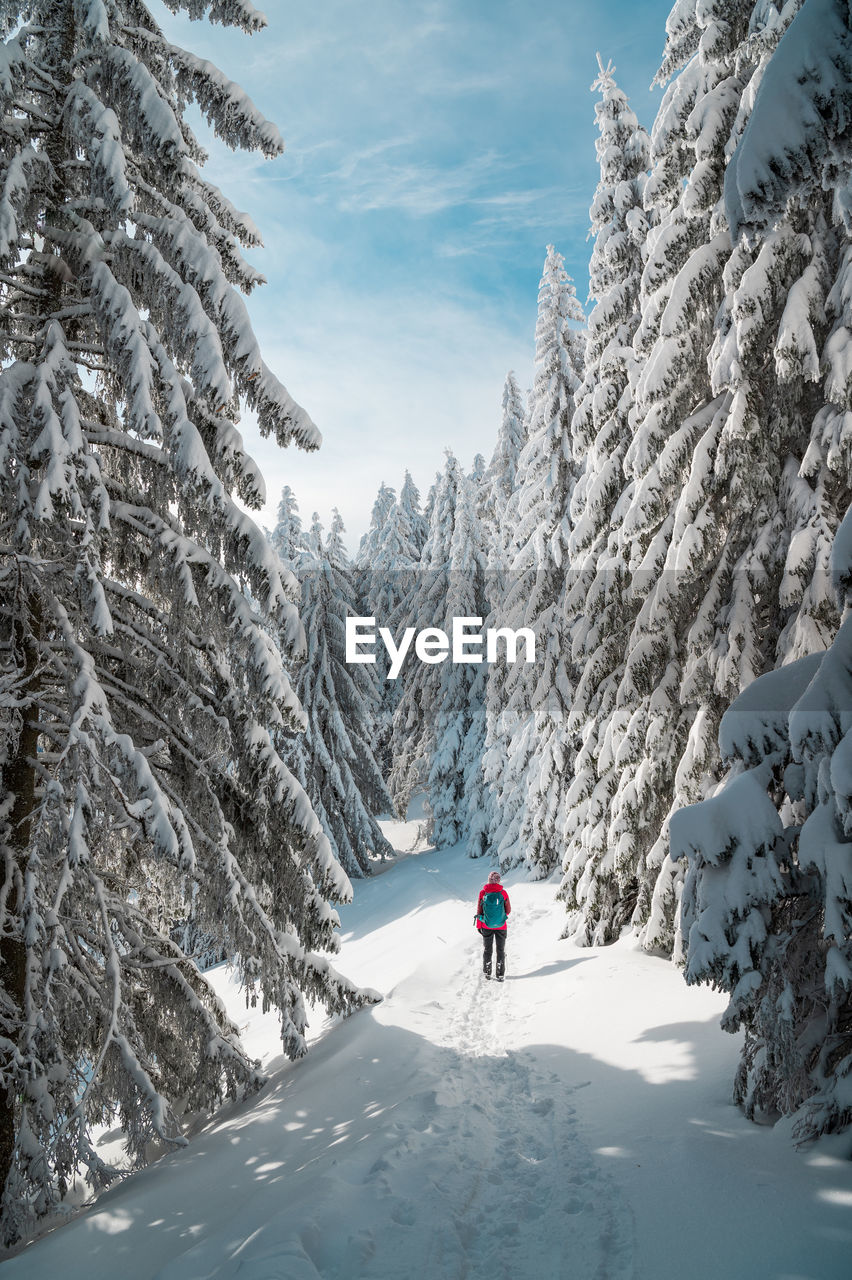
725;0;852;240
674;643;852;1139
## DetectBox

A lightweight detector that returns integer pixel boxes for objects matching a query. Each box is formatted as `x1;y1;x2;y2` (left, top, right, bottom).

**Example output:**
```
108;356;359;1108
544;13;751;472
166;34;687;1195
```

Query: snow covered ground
5;821;852;1279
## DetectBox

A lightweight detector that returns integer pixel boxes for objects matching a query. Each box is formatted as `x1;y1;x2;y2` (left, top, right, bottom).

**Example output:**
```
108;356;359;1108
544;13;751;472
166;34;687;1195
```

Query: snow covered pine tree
673;0;852;1141
489;246;584;878
0;0;371;1243
286;510;394;878
269;483;307;571
355;481;420;776
389;451;464;817
479;371;527;566
428;457;490;849
399;467;428;557
570;0;850;959
560;56;649;941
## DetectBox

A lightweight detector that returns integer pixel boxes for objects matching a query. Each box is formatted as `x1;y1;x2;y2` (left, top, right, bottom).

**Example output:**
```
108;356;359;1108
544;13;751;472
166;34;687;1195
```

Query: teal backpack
480;890;507;928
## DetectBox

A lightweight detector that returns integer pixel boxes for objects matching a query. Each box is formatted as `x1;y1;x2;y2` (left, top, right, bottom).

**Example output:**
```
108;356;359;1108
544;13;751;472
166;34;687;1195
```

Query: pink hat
488;871;501;883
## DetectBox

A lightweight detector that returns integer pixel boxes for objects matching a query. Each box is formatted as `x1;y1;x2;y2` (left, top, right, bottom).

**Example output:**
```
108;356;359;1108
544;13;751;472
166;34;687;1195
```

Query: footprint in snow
530;1096;554;1115
390;1199;417;1226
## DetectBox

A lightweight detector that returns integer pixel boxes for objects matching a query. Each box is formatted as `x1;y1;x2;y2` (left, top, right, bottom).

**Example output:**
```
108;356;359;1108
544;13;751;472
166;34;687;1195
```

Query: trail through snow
5;825;852;1279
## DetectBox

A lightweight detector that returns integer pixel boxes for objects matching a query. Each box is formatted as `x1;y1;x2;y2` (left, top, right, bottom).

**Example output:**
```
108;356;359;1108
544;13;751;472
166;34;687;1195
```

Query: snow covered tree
304;509;324;558
374;499;419;595
649;0;850;952
513;246;586;577
350;481;421;778
269;483;306;571
286;511;394;878
388;451;462;818
674;609;852;1138
358;482;420;626
487;246;584;877
725;0;852;671
399;468;428;555
724;0;852;243
590;1;760;949
568;0;849;954
356;481;396;569
470;452;486;484
672;654;825;1128
363;494;420;775
428;463;489;849
353;482;405;725
422;469;440;532
559;55;651;939
479;371;527;565
0;0;371;1243
478;372;529;862
673;0;852;1142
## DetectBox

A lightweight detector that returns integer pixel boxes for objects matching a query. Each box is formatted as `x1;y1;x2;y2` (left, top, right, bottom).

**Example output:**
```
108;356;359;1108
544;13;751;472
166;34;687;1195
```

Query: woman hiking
475;870;511;981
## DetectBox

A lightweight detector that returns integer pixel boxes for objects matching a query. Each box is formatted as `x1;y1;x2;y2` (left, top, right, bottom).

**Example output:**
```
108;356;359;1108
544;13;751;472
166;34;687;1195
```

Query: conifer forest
1;0;851;1273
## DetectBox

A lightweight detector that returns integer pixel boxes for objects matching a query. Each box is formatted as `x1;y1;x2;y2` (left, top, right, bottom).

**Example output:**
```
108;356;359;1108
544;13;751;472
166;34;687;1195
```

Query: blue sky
161;0;673;548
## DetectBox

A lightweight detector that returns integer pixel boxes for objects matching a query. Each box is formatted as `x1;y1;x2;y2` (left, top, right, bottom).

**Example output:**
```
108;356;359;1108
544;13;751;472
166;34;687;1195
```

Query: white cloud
330;148;512;217
328;135;418;184
241;284;532;553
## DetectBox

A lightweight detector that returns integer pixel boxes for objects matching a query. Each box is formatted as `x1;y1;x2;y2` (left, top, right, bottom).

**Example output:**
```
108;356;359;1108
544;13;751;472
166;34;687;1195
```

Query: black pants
481;928;506;976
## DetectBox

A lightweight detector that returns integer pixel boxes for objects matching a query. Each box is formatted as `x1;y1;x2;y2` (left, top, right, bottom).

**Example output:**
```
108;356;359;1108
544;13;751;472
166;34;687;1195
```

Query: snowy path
5;833;852;1279
342;908;633;1280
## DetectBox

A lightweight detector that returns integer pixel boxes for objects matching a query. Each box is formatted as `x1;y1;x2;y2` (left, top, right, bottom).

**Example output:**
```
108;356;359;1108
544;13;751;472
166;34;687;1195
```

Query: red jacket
476;882;511;932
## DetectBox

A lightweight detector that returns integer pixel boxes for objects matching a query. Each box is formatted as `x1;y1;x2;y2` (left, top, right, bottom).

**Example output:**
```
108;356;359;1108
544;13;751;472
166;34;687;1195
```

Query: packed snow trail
4;831;852;1279
329;901;634;1280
